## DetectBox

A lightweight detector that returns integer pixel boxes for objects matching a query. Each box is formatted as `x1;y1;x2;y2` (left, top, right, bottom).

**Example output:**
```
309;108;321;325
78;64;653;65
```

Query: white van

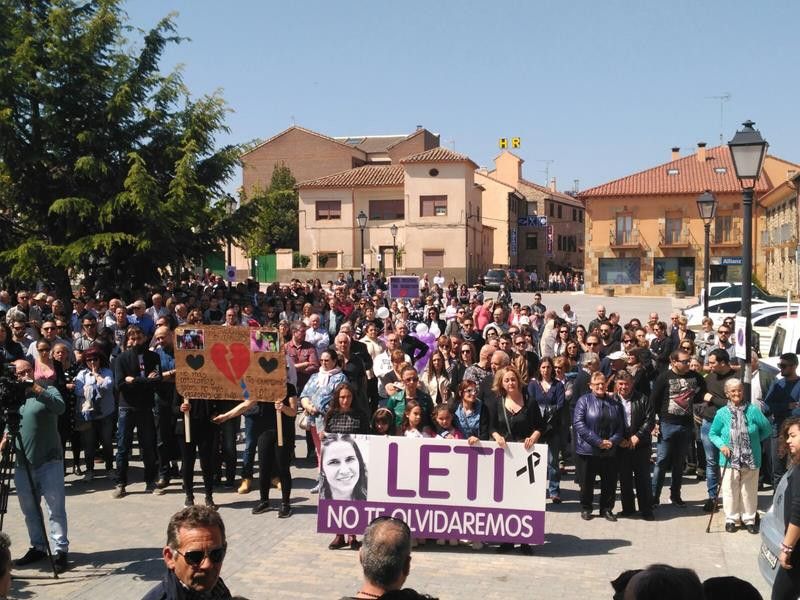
767;317;800;359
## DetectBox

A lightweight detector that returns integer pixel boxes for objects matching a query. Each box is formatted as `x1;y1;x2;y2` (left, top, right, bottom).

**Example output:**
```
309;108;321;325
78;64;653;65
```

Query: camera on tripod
0;363;27;416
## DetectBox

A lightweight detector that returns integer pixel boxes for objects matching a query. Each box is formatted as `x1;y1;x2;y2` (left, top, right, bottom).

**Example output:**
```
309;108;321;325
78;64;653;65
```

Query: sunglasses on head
174;544;227;567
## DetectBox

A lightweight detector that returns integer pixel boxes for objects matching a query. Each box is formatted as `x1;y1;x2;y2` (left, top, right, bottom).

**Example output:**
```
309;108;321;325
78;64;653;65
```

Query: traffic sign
226;265;236;282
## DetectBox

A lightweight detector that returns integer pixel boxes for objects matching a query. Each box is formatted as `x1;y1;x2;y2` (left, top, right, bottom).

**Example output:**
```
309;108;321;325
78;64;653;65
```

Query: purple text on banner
317;499;545;545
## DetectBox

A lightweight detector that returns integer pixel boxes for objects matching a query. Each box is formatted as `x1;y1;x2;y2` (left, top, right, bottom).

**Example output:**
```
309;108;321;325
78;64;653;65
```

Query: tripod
0;413;59;578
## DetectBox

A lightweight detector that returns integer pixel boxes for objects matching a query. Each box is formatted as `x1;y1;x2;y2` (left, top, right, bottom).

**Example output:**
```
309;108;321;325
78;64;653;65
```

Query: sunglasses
586;342;599;346
717;331;730;335
404;376;419;383
622;339;633;343
461;349;472;354
675;359;691;365
174;544;227;567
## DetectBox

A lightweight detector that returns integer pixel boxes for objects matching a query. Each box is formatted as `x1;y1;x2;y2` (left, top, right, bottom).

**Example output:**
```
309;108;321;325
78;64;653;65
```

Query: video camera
0;363;27;416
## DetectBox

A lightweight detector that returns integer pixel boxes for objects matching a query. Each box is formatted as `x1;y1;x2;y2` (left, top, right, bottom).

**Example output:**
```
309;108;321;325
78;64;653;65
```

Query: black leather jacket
612;391;655;441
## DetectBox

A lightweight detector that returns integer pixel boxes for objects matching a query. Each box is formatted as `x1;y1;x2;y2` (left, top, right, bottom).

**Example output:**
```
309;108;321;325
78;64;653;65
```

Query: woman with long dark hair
528;357;565;503
773;416;800;599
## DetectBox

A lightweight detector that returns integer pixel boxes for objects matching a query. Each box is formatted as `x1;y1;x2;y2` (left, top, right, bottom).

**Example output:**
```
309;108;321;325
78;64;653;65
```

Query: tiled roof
518;177;583;206
400;147;477;167
578;146;771;198
298;165;404;189
241;125;368;158
333;134;408;154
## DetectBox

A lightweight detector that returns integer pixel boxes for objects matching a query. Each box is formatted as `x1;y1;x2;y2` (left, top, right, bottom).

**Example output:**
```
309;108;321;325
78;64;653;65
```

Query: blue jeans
241;414;257;479
652;421;691;501
700;420;719;499
545;436;561;497
15;459;69;553
116;406;157;487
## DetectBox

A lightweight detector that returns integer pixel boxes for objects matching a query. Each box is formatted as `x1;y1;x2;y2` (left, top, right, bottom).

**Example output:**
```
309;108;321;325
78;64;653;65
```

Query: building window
527;202;538;216
665;216;682;244
615;214;633;244
714;215;733;243
654;257;695;288
573;208;577;221
549;203;554;217
369;199;404;221
526;233;538;250
557;235;563;251
316;200;341;220
579;210;584;223
420;195;447;217
557;205;562;219
422;250;444;268
317;252;338;269
599;258;641;285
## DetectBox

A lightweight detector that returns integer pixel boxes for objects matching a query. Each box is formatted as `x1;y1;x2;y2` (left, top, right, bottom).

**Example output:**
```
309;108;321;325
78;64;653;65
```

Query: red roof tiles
578;146;771;198
400;147;476;166
298;165;404;189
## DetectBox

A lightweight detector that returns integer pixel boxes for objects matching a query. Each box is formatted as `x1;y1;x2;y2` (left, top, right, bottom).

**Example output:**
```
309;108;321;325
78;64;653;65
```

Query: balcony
710;226;742;248
609;229;647;250
659;228;696;248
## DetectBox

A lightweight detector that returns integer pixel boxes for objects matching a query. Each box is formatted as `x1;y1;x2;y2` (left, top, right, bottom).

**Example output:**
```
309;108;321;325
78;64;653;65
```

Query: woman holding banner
321;383;369;550
300;350;347;493
486;366;545;555
213;380;298;518
453;380;488;444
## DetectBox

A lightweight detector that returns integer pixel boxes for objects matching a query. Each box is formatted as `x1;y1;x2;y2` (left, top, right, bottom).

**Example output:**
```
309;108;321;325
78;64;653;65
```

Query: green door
254;254;277;283
204;251;225;275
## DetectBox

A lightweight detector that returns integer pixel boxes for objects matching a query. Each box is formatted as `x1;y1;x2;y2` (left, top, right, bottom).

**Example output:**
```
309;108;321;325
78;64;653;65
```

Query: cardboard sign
175;325;286;401
388;276;420;299
317;435;547;544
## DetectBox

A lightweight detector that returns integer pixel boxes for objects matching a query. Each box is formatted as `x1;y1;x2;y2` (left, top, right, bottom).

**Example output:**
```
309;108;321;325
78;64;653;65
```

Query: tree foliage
238;163;299;257
0;0;245;296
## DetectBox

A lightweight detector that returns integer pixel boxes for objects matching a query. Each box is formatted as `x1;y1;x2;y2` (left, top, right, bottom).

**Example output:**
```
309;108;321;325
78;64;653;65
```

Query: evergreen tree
239;163;299;257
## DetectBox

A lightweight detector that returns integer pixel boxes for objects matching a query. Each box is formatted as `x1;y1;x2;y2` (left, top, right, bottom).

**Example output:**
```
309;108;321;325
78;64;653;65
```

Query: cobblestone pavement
6;441;771;599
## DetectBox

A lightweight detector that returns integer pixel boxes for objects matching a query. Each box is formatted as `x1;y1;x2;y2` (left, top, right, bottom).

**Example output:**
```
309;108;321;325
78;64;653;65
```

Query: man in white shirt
432;270;445;287
304;313;330;357
372;332;410;403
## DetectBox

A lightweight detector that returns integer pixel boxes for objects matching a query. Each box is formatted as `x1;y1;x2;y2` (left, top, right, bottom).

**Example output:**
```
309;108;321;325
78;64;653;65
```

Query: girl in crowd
575;325;589;353
528;357;565;504
371;407;396;436
300;350;347;493
432;404;463;440
486;366;544;555
401;400;433;438
420;350;451;407
321;384;368;550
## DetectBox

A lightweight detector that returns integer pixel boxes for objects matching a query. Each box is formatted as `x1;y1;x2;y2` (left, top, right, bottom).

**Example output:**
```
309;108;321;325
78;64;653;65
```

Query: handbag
298;411;311;431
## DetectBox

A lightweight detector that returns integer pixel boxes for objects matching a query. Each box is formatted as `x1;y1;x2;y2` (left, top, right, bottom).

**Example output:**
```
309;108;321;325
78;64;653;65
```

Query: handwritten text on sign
317;435;547;544
175;325;286;401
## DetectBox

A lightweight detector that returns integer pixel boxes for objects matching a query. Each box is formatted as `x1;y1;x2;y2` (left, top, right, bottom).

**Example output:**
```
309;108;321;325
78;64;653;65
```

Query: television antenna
705;93;731;144
537;159;554;186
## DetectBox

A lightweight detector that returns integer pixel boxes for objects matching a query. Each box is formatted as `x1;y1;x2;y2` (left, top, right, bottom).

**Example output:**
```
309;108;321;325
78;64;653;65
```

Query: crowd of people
0;269;797;597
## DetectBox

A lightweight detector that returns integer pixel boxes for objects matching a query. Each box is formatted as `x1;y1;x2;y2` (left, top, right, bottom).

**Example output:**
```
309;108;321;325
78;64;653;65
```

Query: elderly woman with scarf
709;378;771;533
300;349;347;494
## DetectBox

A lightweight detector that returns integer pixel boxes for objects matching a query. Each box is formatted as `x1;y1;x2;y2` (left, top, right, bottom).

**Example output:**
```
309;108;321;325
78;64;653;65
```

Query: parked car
684;296;771;328
768;317;800;358
760;466;788;588
704;282;785;303
481;268;508;291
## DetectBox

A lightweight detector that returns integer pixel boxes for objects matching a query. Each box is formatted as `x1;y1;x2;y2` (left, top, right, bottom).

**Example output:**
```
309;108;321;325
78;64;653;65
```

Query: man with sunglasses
764;353;800;487
144;505;231;599
702;325;740;373
650;350;706;507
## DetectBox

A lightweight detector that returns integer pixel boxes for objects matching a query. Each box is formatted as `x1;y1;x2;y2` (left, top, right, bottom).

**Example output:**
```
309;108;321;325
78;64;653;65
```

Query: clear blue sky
125;0;799;193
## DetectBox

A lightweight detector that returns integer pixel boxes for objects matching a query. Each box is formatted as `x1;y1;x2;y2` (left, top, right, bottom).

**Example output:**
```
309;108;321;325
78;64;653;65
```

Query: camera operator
1;360;69;573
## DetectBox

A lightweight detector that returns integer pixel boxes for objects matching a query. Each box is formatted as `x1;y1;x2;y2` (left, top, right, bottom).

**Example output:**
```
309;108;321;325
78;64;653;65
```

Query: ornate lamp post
696;190;718;317
727;120;768;404
224;193;237;290
357;210;368;278
390;223;398;276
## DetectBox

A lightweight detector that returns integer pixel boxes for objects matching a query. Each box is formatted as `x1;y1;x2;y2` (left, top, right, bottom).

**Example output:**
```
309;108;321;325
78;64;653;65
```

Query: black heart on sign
186;354;205;370
258;357;279;373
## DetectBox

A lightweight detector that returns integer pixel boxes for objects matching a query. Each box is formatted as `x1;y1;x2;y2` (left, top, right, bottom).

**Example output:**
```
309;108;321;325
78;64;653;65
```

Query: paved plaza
5;292;771;599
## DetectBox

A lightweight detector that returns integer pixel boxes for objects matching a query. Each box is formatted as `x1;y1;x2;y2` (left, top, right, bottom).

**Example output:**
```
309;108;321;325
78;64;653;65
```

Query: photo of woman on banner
320;434;368;501
486;366;545;555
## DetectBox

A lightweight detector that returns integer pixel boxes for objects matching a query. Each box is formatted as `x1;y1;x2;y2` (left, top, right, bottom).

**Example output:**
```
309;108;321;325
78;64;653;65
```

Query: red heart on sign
210;342;250;385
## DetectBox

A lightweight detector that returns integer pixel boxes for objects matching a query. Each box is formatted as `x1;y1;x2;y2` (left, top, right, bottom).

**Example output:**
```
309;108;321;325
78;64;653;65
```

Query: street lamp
728;119;768;405
390;223;398;276
696;190;718;317
224;193;237;290
357;210;368;278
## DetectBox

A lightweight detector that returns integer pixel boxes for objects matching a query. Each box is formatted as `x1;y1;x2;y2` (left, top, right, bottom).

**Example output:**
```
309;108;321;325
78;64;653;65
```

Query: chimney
549;177;557;192
671;147;680;161
416;125;423;131
697;142;707;163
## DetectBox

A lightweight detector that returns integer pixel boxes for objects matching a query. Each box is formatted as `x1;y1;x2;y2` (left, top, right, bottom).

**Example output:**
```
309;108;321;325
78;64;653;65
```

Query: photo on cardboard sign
251;329;279;353
177;329;205;350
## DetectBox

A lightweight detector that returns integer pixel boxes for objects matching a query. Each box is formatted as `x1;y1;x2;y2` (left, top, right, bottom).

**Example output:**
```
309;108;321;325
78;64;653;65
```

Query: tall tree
0;0;243;297
238;163;299;257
